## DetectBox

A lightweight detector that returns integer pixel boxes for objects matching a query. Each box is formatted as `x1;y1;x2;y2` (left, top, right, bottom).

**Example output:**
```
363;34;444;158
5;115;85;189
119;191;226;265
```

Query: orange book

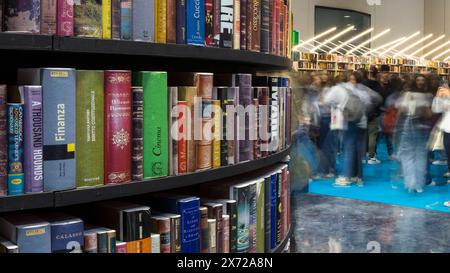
126;237;151;253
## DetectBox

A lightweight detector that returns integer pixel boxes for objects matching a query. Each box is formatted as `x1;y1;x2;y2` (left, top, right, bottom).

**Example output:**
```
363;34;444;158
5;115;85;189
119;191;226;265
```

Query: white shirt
432;96;450;133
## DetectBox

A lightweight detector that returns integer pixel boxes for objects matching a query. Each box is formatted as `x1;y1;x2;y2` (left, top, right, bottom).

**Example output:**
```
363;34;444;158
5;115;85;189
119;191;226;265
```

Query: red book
213;0;221;46
278;0;284;56
177;101;188;174
104;71;132;185
205;0;214;46
56;0;74;36
271;0;278;55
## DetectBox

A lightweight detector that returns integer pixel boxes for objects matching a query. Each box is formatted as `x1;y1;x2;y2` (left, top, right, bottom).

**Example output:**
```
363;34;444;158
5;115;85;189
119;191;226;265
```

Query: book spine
215;206;224;253
236;75;253;163
276;171;282;245
97;232;108;253
270;172;277;249
249;0;260;52
274;0;279;55
169;87;178;176
232;0;240;49
217;88;228;167
278;0;283;56
76;71;104;188
41;0;57;35
186;0;205;46
132;0;155;42
205;0;214;47
248;183;257;253
102;0;112;39
234;186;249;253
239;0;247;50
106;230;116;253
166;0;177;43
155;0;167;43
195;74;213;171
213;0;221;46
173;216;181;253
49;220;84;253
260;0;269;53
4;0;40;33
151;234;161;253
142;72;169;178
104;71;132;184
176;0;186;44
283;2;287;57
259;87;269;158
42;69;76;192
73;0;102;38
0;86;7;196
207;219;217;253
256;180;264;253
245;0;252;50
220;0;233;48
0;1;2;33
222;214;230;253
120;0;132;40
84;233;98;253
23;86;43;193
269;78;279;154
212;100;221;169
252;98;260;160
111;0;121;39
226;201;237;253
132;87;144;181
115;241;127;253
7;104;25;196
281;166;287;240
151;218;171;253
200;207;209;253
178;199;200;253
177;101;188;174
56;0;74;36
264;176;271;252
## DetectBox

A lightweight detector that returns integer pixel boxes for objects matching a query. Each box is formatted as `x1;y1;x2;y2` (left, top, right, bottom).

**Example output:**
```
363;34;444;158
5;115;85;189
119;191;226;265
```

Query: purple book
22;86;43;193
0;85;7;196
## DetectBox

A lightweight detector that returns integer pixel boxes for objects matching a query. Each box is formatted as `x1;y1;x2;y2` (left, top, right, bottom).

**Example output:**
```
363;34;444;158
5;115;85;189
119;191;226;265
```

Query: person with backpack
381;76;403;160
324;72;382;187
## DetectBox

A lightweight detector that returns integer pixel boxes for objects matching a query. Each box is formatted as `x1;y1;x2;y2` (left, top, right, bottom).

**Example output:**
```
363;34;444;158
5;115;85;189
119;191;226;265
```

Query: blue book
186;0;205;46
132;0;154;42
7;103;25;196
231;183;250;253
147;194;200;253
120;0;132;40
248;182;257;253
0;214;51;253
176;0;186;44
18;68;76;192
269;172;278;249
38;213;84;253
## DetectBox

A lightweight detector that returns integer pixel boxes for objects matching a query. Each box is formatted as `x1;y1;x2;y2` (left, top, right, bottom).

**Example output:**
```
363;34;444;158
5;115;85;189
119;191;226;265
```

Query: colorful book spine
150;216;171;253
177;87;197;173
216;88;228;167
233;0;240;49
269;172;277;249
207;219;217;253
199;206;209;253
102;0;112;39
73;0;102;38
276;170;282;245
186;0;205;46
260;0;269;53
269;0;273;54
240;0;247;50
220;0;233;48
277;0;283;56
177;101;188;174
263;176;271;252
256;179;264;253
76;71;104;188
205;0;214;47
282;2;287;57
222;214;230;253
23;86;43;193
4;0;40;33
56;0;74;36
111;0;121;39
281;166;287;240
41;0;57;35
46;217;84;253
120;0;132;40
83;231;97;253
151;233;161;253
212;100;221;169
248;182;257;253
104;70;132;184
207;203;223;253
97;231;108;253
252;98;260;160
247;0;260;52
0;86;7;196
155;0;167;43
213;0;221;46
226;200;237;253
140;72;169;178
132;87;144;181
132;0;155;42
7;104;24;196
234;74;252;163
115;241;127;253
233;184;249;253
169;88;177;175
269;77;279;154
106;230;116;253
195;73;213;171
176;0;186;44
274;0;279;55
166;0;177;43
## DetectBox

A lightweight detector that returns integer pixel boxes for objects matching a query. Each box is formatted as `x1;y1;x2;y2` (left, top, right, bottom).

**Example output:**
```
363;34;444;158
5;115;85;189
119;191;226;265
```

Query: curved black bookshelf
272;226;292;253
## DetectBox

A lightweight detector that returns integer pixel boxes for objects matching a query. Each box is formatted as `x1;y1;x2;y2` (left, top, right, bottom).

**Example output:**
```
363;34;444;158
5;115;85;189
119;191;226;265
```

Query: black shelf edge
0;33;53;51
53;36;292;69
272;226;292;253
54;147;291;207
0;192;54;214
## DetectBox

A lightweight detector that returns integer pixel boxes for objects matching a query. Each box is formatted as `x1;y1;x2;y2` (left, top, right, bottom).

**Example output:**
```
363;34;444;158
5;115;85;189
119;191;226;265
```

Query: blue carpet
309;143;450;213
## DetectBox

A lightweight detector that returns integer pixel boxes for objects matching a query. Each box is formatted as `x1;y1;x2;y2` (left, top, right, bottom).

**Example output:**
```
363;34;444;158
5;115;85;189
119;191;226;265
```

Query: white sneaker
444;172;450;178
432;160;447;166
334;177;353;187
416;189;424;194
367;158;381;165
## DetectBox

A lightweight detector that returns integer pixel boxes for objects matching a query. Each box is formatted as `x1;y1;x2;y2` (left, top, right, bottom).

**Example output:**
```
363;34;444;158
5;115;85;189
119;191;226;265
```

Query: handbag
331;106;345;131
428;125;444;151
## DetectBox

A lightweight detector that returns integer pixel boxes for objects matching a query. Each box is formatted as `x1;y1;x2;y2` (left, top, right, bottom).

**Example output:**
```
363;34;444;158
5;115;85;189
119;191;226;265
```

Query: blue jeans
318;116;338;175
342;122;366;179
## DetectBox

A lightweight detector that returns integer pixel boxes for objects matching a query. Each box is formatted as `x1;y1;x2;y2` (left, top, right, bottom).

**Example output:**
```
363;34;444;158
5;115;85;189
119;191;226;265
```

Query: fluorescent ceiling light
432;48;450;60
422;40;450;59
410;35;446;56
380;31;421;56
311;26;355;52
362;37;407;56
293;27;337;51
346;29;391;55
329;28;374;53
394;34;434;57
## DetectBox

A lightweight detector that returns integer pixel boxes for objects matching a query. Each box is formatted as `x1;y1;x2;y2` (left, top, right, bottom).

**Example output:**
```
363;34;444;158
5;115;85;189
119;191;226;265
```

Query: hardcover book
234;74;252;163
76;70;104;188
269;171;277;249
176;101;188;174
176;0;186;44
56;0;74;36
151;233;161;253
226;200;237;253
239;0;247;50
213;0;221;46
0;236;19;253
177;87;197;173
102;0;111;39
111;0;121;39
115;241;126;253
195;73;213;171
220;0;233;48
7;103;24;196
276;170;282;245
222;214;230;253
4;0;40;33
150;216;171;253
0;214;51;253
155;0;167;43
104;70;132;185
252;78;270;157
263;175;271;252
133;0;154;42
246;0;261;52
169;87;179;175
41;0;57;35
166;0;177;43
186;0;205;46
269;77;279;154
154;212;181;253
73;0;102;38
0;86;8;196
22;86;43;193
199;206;209;253
120;0;132;40
106;229;116;253
256;179;265;253
212;100;221;168
205;0;214;46
248;181;257;253
233;0;240;49
83;229;98;253
269;0;273;54
260;0;269;53
203;202;223;253
208;219;217;253
232;183;250;253
132;87;144;181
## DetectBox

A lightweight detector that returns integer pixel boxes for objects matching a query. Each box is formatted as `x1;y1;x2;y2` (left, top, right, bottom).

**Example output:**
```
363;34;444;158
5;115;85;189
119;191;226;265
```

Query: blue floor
309;143;450;213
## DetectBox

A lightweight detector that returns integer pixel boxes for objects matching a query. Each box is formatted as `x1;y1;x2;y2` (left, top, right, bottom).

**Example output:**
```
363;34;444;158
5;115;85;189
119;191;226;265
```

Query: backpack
342;87;365;122
383;106;398;133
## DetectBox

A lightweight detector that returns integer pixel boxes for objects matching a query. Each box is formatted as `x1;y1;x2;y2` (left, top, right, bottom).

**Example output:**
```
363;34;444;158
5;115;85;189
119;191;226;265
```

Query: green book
134;72;169;178
76;70;105;187
256;179;265;253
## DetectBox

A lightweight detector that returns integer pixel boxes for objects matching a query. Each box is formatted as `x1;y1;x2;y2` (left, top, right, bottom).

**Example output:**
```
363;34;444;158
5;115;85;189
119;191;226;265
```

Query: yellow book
102;0;112;39
212;100;221;169
155;0;167;43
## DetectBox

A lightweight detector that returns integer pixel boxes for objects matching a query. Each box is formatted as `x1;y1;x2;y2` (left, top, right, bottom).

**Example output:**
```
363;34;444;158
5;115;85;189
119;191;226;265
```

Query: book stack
0;0;294;58
0;163;290;253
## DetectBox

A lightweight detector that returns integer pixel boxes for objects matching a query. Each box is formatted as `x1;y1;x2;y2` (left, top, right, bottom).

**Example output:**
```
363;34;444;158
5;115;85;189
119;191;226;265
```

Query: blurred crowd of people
293;65;450;207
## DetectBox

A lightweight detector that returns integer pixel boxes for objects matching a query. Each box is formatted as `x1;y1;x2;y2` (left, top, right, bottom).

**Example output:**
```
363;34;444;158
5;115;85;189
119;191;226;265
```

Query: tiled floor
291;193;450;253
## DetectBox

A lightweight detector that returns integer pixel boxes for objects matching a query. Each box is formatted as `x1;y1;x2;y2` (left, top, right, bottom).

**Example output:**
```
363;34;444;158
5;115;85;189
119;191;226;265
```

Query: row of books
0;163;290;253
0;0;294;57
0;69;291;196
